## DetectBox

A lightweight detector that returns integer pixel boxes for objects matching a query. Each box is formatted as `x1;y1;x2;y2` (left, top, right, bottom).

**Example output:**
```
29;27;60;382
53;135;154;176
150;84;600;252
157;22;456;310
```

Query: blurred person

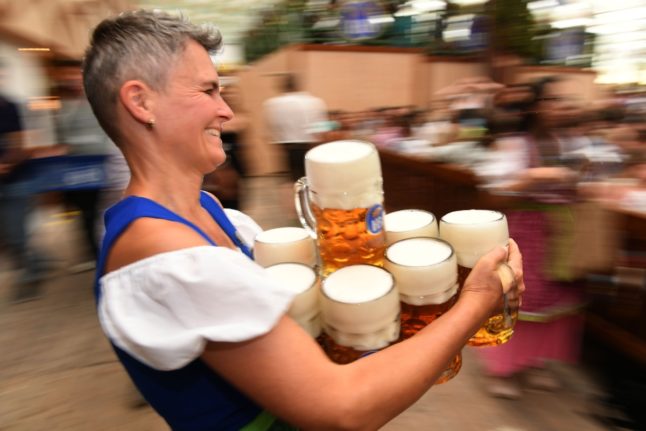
0;60;48;301
54;59;113;265
263;73;328;182
476;77;587;399
85;10;525;430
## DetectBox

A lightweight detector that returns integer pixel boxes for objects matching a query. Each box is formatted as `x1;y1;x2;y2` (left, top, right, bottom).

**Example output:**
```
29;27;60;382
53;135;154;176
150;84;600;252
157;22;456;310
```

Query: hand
460;239;525;317
526;167;577;184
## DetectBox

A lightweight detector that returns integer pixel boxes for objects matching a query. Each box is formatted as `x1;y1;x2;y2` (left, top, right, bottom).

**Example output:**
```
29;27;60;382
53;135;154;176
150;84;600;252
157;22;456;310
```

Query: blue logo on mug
366;204;384;234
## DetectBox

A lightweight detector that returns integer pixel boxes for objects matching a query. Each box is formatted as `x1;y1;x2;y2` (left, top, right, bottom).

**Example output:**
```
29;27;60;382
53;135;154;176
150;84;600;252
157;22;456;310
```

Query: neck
122;141;205;218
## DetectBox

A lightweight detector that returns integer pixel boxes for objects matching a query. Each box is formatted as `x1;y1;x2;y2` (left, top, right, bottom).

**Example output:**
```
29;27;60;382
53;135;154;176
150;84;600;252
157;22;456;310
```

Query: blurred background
0;0;644;430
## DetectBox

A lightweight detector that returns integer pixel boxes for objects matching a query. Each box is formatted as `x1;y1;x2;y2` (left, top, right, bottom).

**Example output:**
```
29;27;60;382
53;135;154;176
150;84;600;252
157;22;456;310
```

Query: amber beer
265;263;321;338
295;141;386;277
254;227;317;268
319;265;400;364
384;238;461;384
384;209;438;246
439;210;514;346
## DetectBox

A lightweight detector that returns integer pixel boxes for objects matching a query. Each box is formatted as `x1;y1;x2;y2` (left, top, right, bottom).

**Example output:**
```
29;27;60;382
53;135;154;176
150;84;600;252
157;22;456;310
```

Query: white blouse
98;210;296;371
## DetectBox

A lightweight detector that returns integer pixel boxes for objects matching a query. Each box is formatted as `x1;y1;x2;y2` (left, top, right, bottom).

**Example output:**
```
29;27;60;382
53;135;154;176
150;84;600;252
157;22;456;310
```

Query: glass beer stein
439;209;517;346
384;237;461;384
384;209;438;246
295;140;386;278
265;263;321;338
254;227;317;268
319;265;400;364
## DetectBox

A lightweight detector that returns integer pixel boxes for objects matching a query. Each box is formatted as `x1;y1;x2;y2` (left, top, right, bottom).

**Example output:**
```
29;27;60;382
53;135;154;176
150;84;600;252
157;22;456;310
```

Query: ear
119;80;155;125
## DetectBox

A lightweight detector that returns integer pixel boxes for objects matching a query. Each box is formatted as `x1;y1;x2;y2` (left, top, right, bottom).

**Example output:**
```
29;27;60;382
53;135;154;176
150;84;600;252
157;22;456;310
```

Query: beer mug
439;209;516;346
265;263;321;338
385;209;438;246
319;265;400;364
384;237;461;384
294;140;386;277
254;227;317;268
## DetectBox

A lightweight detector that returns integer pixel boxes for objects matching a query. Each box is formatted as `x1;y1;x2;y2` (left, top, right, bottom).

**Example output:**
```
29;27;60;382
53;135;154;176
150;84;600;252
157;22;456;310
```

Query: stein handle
497;263;517;328
294;176;317;239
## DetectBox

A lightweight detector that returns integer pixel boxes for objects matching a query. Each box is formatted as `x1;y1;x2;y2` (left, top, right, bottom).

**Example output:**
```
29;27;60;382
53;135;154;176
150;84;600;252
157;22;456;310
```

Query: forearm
340;296;487;430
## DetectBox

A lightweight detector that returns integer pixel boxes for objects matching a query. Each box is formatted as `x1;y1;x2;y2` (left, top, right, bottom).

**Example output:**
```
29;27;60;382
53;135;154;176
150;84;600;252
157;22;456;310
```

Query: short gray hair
82;9;222;142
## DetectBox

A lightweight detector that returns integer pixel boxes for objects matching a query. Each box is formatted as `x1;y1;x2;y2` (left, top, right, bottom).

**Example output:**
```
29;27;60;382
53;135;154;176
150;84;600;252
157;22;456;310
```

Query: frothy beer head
305;140;382;209
439;210;508;268
265;263;320;337
385;238;457;305
254;227;316;267
385;209;438;246
320;265;400;350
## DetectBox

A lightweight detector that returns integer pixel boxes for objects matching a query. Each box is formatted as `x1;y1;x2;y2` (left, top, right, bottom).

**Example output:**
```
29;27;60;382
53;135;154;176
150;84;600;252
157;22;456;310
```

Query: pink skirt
475;316;584;376
476;208;585;376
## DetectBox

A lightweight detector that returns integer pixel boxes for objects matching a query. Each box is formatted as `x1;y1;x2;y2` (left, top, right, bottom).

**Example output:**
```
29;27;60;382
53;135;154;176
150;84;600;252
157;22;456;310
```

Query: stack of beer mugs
256;140;516;384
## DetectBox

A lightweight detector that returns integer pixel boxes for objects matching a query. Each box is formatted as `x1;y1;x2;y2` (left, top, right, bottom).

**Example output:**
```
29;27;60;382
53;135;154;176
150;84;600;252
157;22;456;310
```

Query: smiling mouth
205;128;221;138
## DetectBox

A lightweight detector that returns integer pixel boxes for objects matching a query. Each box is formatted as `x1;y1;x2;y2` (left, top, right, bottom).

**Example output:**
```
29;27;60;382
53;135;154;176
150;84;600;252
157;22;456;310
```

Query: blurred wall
302;48;422;112
237;45;488;175
237;45;599;176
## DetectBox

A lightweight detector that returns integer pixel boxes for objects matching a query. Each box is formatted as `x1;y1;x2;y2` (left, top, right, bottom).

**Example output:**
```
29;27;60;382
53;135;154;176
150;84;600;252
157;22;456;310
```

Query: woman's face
152;40;234;173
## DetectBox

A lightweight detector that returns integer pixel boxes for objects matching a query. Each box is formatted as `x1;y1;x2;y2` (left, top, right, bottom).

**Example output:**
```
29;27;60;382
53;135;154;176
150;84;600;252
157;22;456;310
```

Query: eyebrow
200;80;220;90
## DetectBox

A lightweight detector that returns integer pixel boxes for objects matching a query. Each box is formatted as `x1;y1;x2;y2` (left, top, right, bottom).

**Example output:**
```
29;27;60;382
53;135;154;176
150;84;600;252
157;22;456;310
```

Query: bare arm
107;216;522;430
202;241;524;430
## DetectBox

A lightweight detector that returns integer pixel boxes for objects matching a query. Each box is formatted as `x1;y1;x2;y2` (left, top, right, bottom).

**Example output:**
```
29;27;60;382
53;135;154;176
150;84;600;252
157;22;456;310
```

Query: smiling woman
87;9;525;431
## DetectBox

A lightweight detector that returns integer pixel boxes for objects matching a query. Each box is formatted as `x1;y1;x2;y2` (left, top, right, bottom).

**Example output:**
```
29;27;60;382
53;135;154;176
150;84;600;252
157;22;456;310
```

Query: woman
477;78;586;399
86;10;525;431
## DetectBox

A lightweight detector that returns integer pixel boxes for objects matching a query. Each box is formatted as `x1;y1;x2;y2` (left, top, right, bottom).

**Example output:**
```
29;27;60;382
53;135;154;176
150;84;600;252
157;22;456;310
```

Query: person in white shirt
263;74;328;182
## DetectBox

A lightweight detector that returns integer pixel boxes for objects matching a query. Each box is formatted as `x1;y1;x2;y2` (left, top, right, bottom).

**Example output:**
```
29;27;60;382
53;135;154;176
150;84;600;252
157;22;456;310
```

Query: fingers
479;245;508;269
506;239;525;295
496;263;516;294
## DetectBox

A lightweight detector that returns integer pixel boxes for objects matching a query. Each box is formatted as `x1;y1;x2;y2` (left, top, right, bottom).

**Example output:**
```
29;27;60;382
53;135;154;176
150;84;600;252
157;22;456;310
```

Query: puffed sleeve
223;208;262;247
98;246;295;371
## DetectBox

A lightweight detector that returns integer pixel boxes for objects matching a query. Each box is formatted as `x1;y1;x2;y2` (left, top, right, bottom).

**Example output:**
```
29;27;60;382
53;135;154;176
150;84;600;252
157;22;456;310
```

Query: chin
204;152;227;173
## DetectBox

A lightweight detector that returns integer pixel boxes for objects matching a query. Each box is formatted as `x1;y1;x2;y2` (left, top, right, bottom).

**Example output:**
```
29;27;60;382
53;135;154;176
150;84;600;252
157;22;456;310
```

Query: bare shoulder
105;217;211;273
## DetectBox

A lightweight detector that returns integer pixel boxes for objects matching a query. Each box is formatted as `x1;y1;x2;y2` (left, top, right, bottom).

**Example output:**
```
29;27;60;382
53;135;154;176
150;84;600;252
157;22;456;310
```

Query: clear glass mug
254;227;317;268
265;263;321;338
384;209;438;246
439;209;517;347
384;237;461;384
319;265;400;364
294;140;386;278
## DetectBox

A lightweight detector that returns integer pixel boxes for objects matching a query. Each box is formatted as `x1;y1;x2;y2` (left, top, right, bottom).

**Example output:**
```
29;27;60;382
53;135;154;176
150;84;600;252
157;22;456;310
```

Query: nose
218;97;234;123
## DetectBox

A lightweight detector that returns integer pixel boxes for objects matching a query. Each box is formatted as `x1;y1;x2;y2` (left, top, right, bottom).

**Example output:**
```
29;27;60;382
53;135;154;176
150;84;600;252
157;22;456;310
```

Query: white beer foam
440;210;508;268
256;227;309;244
385;210;435;233
305;140;383;209
265;263;316;295
307;140;373;163
385;238;457;299
387;237;451;267
441;209;502;224
322;265;392;304
253;227;317;268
